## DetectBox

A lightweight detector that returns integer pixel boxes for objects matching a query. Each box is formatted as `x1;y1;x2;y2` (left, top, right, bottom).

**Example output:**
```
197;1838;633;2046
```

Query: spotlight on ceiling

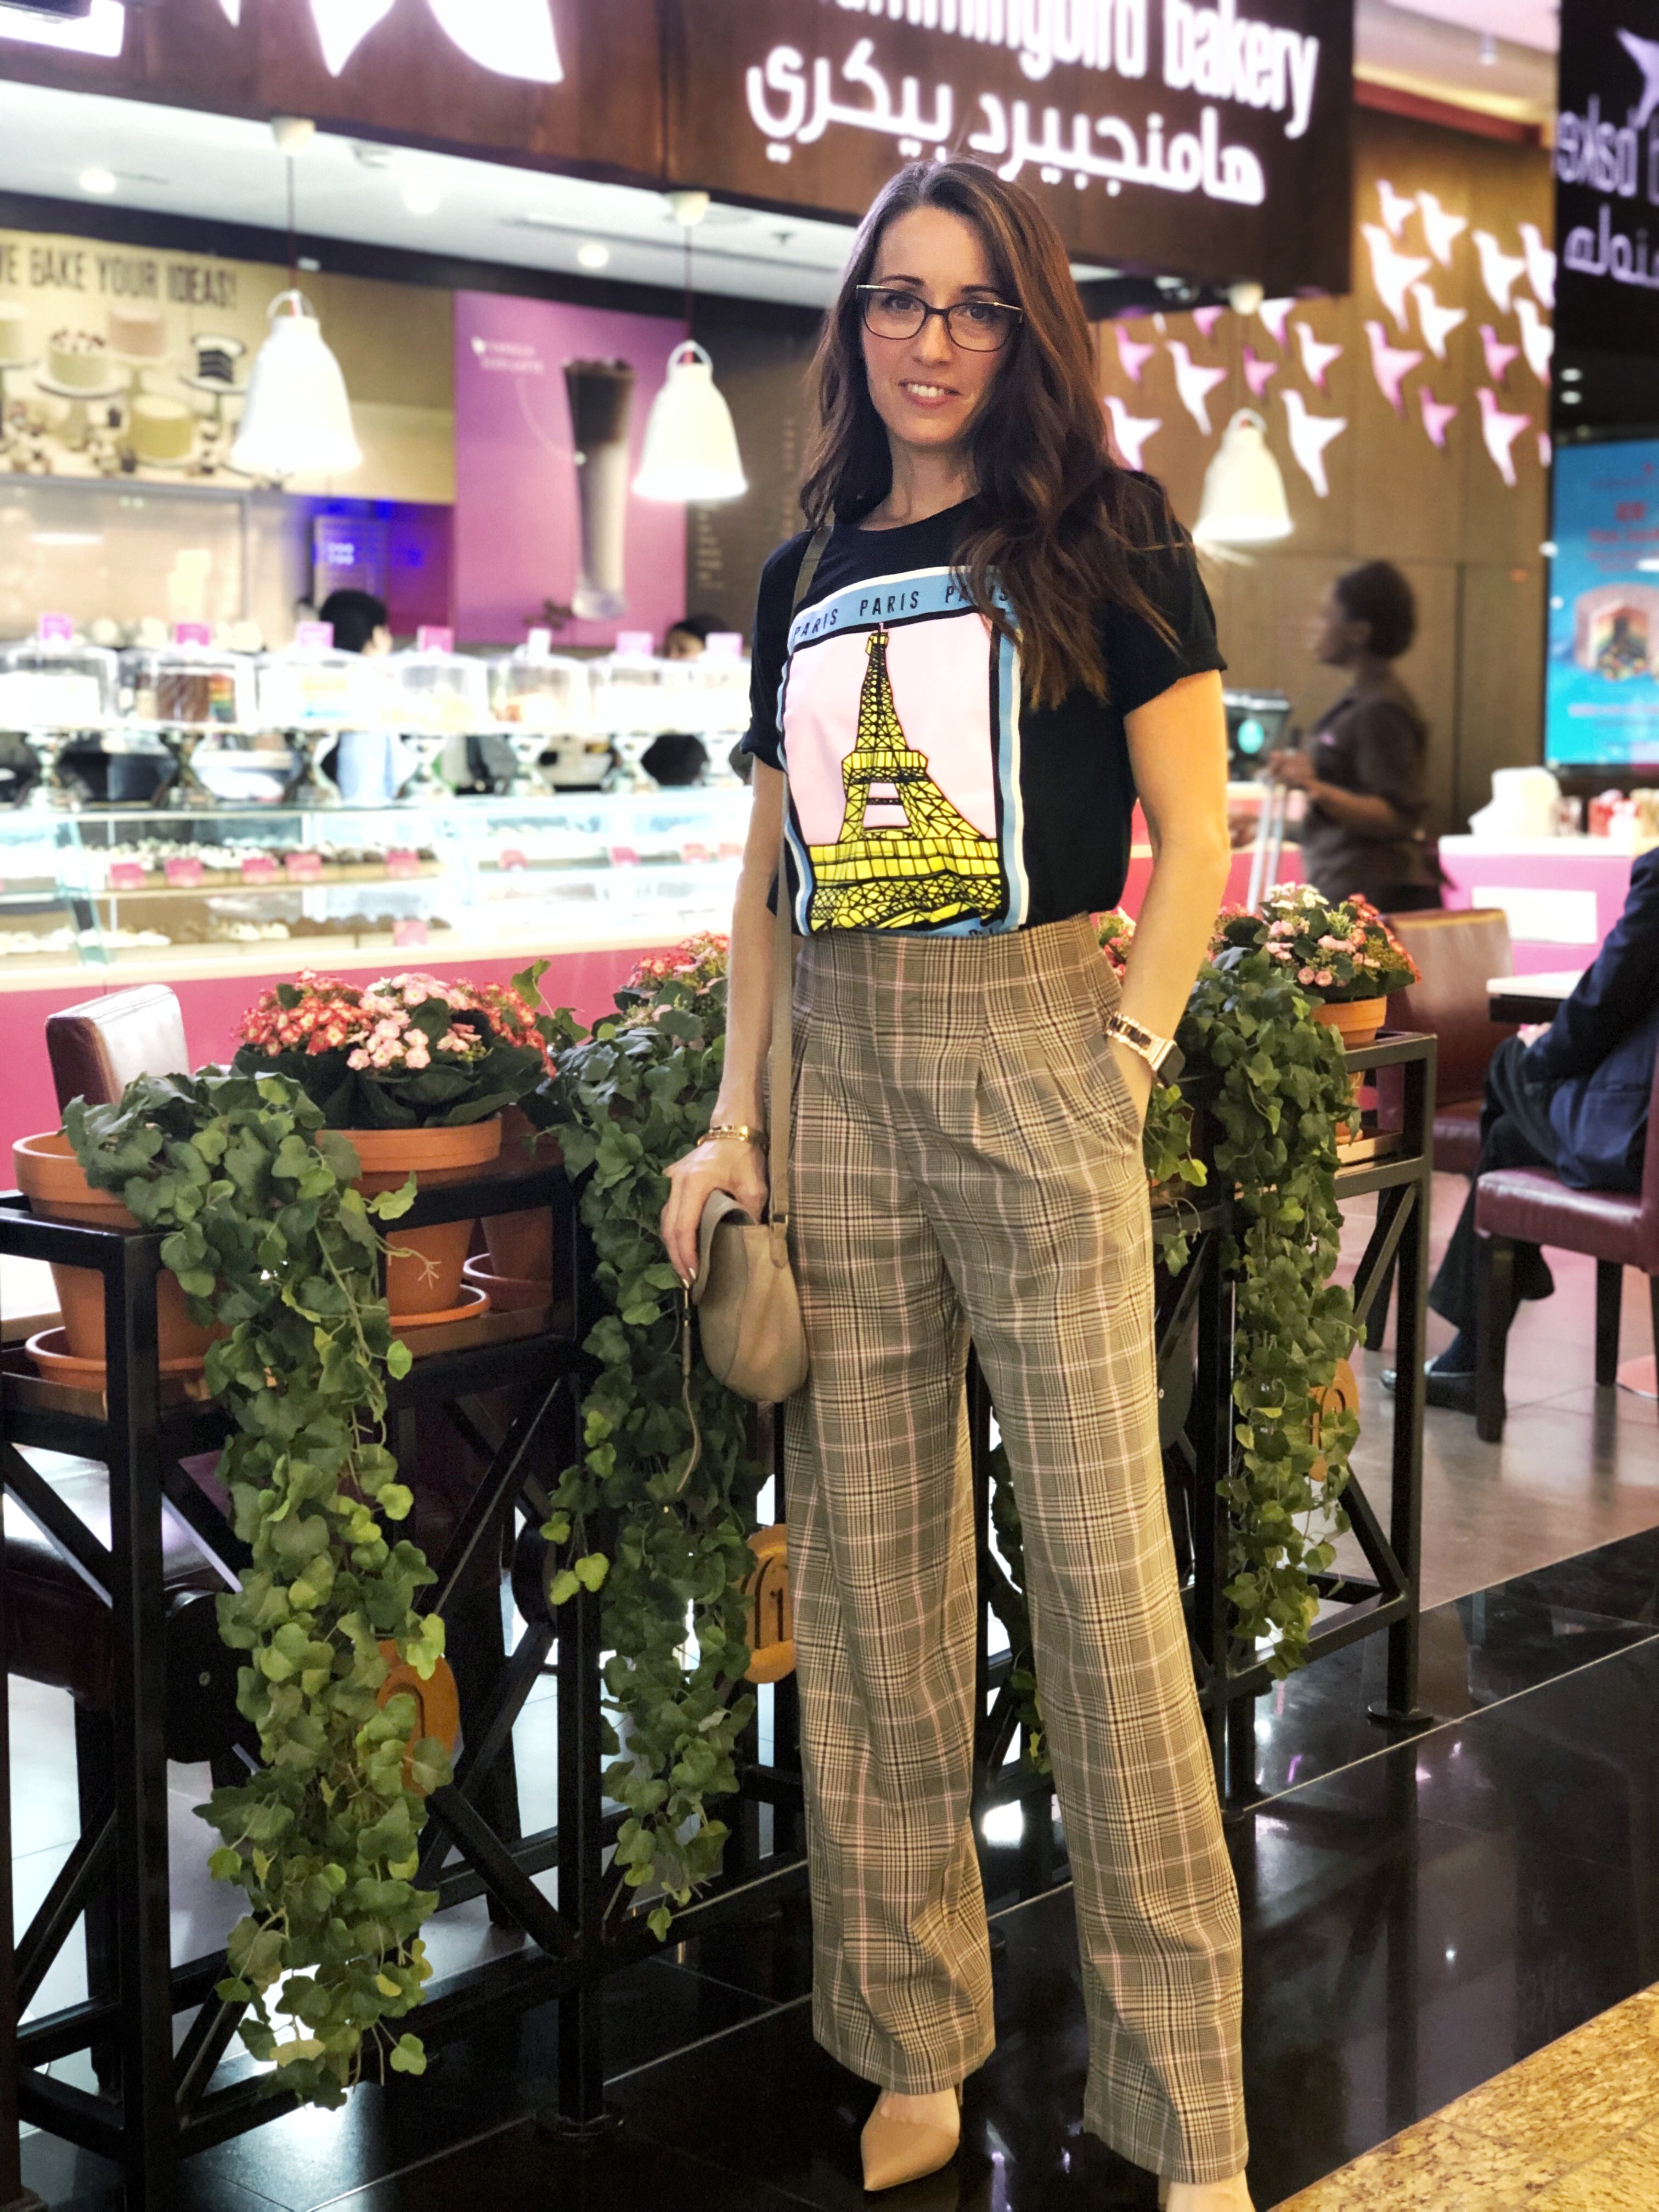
402;183;441;216
576;241;611;270
78;165;117;195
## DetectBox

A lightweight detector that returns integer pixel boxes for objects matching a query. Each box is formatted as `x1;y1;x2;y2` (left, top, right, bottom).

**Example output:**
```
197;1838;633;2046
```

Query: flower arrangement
233;967;556;1129
1215;885;1419;1003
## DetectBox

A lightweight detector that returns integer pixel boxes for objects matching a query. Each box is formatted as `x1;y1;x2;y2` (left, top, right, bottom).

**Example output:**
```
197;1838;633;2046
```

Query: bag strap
768;522;832;1252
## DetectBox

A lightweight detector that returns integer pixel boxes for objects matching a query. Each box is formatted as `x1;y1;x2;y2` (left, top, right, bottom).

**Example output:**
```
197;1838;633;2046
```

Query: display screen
1545;437;1659;769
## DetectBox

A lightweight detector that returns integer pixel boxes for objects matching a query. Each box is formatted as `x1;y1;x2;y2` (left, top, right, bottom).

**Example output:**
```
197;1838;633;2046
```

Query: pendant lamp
634;341;747;504
632;193;747;505
1193;408;1292;550
230;131;360;483
231;290;362;480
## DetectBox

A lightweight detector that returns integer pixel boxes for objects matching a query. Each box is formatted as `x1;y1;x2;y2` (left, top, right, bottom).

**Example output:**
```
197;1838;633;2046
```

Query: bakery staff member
1268;561;1440;914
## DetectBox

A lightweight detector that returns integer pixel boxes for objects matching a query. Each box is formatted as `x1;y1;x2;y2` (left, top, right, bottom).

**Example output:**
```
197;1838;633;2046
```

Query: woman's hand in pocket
661;1136;770;1285
1109;1038;1155;1127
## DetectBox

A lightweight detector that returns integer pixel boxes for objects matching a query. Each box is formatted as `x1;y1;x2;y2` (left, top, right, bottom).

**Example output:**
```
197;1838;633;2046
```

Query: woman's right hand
661;1135;770;1286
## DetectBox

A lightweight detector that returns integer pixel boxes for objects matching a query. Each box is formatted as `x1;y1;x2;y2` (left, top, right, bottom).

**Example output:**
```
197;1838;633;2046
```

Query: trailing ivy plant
537;937;760;1940
1180;941;1360;1675
989;912;1363;1769
64;1070;452;2106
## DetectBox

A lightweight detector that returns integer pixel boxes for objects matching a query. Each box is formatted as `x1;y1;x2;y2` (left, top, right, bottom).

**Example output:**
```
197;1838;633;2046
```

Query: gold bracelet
706;1122;769;1149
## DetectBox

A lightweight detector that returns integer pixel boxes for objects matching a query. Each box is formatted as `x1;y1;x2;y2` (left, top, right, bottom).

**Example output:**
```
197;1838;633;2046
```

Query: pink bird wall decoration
1479;324;1520;385
1418;386;1458;451
1364;320;1424;415
1539;431;1553;469
1415;189;1468;268
1256;297;1295;348
1192;306;1223;339
1376;178;1417;239
1242;344;1279;399
1167;340;1228;435
1114;327;1155;384
1104;395;1162;473
1294;321;1344;390
1361;223;1432;333
1477;386;1531;487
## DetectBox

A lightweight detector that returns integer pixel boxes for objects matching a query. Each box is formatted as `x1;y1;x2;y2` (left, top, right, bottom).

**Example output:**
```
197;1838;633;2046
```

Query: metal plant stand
0;1038;1430;2204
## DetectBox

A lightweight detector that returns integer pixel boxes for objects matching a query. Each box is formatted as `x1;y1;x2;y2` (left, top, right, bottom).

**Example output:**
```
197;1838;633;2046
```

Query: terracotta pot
461;1257;546;1314
376;1639;461;1792
483;1111;556;1281
12;1133;217;1368
1312;996;1389;1050
340;1119;502;1317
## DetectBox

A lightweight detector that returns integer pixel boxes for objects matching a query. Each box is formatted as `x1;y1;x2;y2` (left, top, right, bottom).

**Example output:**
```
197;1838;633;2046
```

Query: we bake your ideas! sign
3;0;1351;297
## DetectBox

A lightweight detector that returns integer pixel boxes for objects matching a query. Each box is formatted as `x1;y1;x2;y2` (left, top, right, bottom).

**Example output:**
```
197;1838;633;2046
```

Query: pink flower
347;1048;369;1070
1316;968;1334;987
1297;966;1317;984
406;1041;430;1070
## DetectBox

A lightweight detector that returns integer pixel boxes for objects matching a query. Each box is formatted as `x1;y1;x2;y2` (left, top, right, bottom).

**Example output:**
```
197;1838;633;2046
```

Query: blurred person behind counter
316;588;407;805
1267;561;1441;915
645;612;729;786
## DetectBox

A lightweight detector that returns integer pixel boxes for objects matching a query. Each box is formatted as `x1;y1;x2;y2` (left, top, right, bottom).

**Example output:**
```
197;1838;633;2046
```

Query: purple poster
453;291;687;650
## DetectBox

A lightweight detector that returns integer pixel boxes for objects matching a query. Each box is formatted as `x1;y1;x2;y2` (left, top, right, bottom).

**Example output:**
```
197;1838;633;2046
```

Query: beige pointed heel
860;2084;962;2193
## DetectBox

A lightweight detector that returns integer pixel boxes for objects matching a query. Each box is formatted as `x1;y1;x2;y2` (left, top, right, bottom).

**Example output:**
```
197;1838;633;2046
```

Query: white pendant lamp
231;289;362;481
633;341;747;504
632;191;747;505
1193;408;1293;549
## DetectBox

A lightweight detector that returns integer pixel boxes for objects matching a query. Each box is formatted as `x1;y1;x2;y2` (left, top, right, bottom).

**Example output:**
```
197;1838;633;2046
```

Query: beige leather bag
688;526;829;1406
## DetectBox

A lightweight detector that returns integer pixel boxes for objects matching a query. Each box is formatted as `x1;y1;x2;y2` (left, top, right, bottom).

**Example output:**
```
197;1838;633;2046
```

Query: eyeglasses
856;285;1024;353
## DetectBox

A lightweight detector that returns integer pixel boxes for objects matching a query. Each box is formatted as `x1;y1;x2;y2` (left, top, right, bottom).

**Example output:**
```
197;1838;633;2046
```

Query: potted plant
1215;885;1420;1047
232;968;555;1319
11;1130;218;1374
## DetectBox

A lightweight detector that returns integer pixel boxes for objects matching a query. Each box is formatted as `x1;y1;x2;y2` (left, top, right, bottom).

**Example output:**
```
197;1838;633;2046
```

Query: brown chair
1472;1047;1659;1441
45;983;190;1113
1385;908;1519;1175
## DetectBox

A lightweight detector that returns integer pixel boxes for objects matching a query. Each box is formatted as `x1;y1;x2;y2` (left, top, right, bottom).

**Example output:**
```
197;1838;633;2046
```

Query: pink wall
453;290;686;651
1;946;669;1166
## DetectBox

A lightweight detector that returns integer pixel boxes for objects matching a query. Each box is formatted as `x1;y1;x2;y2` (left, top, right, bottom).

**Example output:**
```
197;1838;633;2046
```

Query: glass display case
0;789;748;979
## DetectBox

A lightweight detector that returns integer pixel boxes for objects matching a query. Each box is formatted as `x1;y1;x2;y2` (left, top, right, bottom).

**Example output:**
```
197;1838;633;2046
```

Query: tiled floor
9;1170;1659;2208
1277;1983;1659;2210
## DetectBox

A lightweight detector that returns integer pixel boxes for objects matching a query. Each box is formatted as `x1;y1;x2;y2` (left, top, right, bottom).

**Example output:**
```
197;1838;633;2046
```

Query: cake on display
0;302;30;366
130;394;194;465
109;303;167;360
47;329;114;391
190;332;245;386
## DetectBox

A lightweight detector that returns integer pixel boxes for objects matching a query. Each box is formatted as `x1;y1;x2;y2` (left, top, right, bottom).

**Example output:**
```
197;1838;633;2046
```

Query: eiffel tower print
806;628;1003;930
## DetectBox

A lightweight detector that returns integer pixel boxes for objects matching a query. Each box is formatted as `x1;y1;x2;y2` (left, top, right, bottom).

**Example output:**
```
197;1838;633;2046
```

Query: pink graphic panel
785;611;998;846
453;291;686;650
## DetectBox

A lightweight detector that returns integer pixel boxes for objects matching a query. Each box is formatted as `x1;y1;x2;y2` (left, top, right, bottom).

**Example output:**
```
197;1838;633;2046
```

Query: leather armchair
1386;909;1518;1176
1472;1047;1659;1441
46;983;190;1112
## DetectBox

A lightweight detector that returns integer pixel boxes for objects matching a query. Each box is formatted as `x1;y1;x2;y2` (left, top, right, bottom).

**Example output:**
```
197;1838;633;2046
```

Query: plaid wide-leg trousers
783;915;1247;2187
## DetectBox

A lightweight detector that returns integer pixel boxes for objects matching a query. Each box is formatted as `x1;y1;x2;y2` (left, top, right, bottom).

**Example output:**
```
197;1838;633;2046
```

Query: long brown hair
800;159;1177;709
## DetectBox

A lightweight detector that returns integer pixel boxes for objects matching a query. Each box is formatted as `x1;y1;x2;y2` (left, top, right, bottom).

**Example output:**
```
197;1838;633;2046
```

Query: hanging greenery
63;1071;450;2106
536;936;761;1940
989;907;1364;1771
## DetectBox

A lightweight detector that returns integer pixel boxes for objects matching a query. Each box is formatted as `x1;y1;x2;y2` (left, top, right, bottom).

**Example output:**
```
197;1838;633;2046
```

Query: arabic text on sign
747;37;1264;204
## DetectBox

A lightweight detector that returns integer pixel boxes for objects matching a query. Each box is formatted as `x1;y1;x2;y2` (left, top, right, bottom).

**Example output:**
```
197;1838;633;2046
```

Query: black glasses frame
855;285;1025;352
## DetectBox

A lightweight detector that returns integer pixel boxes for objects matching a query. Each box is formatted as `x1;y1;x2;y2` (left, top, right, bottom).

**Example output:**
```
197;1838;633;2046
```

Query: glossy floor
11;1171;1659;2208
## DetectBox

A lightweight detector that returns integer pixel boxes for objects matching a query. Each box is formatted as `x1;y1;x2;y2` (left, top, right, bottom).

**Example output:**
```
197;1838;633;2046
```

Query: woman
1271;561;1439;912
661;160;1249;2212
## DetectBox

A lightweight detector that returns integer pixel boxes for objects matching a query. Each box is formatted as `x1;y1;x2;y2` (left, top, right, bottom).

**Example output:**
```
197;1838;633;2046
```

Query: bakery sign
1555;0;1659;352
674;0;1350;292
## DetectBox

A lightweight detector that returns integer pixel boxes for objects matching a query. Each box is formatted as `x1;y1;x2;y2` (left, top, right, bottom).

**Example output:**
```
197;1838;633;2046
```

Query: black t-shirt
1297;684;1431;907
742;496;1224;934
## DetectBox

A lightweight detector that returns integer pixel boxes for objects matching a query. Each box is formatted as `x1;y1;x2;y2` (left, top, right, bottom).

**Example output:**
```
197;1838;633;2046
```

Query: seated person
646;613;730;786
1397;845;1659;1409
